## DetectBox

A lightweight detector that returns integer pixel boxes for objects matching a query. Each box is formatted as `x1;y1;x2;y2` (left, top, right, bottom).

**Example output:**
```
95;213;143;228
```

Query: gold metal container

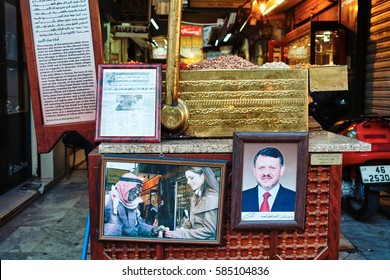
309;65;348;92
162;68;309;137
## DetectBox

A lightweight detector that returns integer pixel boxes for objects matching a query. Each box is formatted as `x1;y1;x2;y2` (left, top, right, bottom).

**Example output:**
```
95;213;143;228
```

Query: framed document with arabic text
95;64;162;143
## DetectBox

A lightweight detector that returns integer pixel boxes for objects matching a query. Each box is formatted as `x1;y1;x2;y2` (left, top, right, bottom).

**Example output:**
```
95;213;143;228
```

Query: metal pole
81;212;90;260
165;0;182;106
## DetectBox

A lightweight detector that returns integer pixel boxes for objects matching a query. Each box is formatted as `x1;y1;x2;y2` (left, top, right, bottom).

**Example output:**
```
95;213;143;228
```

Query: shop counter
87;131;370;260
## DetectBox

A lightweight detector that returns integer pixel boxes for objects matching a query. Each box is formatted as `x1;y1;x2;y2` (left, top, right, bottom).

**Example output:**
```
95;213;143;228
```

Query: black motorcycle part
347;185;380;222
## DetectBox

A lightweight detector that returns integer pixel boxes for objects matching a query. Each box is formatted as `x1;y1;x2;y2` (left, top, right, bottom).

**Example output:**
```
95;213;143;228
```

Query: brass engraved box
309;65;348;92
163;68;309;137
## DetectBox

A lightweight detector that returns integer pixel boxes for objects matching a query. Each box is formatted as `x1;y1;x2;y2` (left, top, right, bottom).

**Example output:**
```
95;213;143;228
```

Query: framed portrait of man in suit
230;132;309;230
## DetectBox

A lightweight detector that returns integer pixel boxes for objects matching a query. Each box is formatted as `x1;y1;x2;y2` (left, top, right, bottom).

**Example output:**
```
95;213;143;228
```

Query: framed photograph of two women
98;155;228;245
231;132;309;230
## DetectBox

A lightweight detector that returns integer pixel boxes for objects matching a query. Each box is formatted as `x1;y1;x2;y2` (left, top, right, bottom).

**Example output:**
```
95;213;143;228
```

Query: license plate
360;165;390;184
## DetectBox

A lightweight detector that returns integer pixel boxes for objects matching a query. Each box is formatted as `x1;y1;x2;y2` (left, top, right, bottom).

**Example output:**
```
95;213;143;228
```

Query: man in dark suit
242;147;295;212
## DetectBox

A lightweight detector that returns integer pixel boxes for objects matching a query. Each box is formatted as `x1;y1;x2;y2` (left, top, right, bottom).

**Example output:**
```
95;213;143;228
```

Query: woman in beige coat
165;166;220;240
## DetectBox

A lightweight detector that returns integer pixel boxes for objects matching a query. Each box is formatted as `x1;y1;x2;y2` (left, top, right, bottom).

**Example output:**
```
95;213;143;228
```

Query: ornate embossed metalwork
162;68;310;136
180;78;307;88
189;107;305;115
182;90;306;99
189;118;301;126
309;66;348;92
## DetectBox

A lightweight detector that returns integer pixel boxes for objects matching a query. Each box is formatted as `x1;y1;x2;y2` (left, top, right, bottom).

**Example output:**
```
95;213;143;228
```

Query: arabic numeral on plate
376;166;386;173
370;175;377;182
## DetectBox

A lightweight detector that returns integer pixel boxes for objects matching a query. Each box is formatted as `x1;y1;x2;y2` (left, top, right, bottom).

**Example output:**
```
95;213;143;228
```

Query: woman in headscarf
165;166;220;240
104;172;159;237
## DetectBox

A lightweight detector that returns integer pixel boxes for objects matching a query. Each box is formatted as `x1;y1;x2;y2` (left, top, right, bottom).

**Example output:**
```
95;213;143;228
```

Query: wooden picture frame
231;132;309;230
98;155;228;244
95;64;162;143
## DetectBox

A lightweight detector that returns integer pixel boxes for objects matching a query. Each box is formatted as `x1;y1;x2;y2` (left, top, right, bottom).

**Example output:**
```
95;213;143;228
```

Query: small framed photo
231;132;309;230
98;155;228;245
95;64;162;143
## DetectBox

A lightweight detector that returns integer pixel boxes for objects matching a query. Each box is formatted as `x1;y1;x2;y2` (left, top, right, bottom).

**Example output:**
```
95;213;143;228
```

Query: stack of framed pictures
95;64;309;245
